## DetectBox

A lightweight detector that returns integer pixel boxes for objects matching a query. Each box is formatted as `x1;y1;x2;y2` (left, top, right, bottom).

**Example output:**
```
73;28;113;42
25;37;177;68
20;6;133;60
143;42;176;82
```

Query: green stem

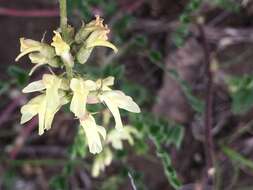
65;63;73;78
59;0;68;40
59;0;73;78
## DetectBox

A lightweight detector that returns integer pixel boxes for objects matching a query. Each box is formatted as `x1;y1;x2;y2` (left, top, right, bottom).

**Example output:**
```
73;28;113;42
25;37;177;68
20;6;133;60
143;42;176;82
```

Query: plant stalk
59;0;73;78
59;0;68;40
197;21;215;188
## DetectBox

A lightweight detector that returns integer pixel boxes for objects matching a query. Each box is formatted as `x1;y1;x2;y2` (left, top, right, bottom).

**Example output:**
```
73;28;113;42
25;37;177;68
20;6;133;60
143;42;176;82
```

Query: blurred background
1;0;253;189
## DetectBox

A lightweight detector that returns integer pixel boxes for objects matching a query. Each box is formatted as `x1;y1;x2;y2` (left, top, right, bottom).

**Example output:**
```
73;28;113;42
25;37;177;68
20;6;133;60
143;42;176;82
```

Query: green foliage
148;50;162;63
148;53;204;113
101;176;124;190
226;75;253;114
68;0;118;20
221;145;253;171
7;65;28;86
168;69;204;113
213;0;240;11
50;127;88;190
153;140;182;189
2;170;16;190
102;63;125;80
126;168;147;190
0;81;10;96
69;127;87;159
174;0;240;47
131;113;184;189
113;15;135;43
174;0;203;47
134;35;148;47
0;65;29;96
50;175;69;190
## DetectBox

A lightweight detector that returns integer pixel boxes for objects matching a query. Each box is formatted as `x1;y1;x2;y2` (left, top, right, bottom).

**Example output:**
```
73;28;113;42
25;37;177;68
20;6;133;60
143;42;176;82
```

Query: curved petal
70;78;86;117
51;31;70;56
22;80;45;93
80;115;105;154
15;47;41;61
99;94;123;130
20;94;45;124
106;91;140;113
28;63;45;76
86;40;118;53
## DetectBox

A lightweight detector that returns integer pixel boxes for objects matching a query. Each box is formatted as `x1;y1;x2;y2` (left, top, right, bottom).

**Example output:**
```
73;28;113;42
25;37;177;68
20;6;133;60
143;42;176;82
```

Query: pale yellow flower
70;78;96;118
80;114;106;154
92;76;141;130
106;126;140;150
15;38;59;75
91;147;113;177
51;31;74;67
99;90;140;130
21;74;69;135
91;126;140;177
85;16;117;52
76;15;118;64
96;76;114;91
51;31;70;56
20;92;68;135
20;94;45;124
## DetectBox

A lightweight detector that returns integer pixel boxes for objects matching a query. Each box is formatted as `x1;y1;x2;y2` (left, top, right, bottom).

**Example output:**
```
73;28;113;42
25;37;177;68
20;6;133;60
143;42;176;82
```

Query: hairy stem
197;21;215;187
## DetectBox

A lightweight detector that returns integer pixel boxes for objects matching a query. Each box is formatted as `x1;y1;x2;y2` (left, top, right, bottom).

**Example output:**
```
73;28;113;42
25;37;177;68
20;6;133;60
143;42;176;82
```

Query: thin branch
9;117;38;159
197;21;215;187
0;7;59;17
128;172;138;190
0;95;25;127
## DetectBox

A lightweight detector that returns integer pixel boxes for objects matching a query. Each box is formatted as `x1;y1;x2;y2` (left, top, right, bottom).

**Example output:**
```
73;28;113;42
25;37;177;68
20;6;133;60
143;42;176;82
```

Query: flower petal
37;75;64;135
20;94;45;124
106;90;141;113
86;40;118;53
76;46;93;64
51;31;70;56
99;94;123;130
15;47;41;61
70;78;96;118
22;80;45;93
80;115;105;154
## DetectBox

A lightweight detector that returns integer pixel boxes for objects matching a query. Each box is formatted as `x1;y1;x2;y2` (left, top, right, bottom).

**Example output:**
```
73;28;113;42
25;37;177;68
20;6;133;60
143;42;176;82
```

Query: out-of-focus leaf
7;65;28;86
166;124;185;149
168;69;204;113
2;170;16;190
130;113;184;189
134;35;148;47
101;176;123;190
213;0;240;11
226;75;253;114
0;81;10;95
222;145;253;171
148;59;204;113
153;138;182;189
69;127;87;159
102;64;125;80
149;50;162;63
121;80;151;106
50;175;68;190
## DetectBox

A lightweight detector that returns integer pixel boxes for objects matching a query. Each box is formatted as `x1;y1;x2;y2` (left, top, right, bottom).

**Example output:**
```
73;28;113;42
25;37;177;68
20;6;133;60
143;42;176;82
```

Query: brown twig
0;7;59;17
9;117;38;159
197;21;215;187
0;95;26;127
